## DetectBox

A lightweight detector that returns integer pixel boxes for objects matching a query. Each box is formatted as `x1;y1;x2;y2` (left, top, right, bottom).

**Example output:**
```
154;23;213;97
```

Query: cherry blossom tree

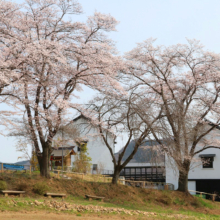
126;39;220;193
86;92;163;184
0;0;124;178
0;1;27;131
0;0;23;92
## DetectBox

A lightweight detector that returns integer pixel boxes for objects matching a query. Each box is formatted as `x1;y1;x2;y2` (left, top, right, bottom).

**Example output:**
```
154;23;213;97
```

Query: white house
166;126;220;197
166;148;220;196
67;115;115;172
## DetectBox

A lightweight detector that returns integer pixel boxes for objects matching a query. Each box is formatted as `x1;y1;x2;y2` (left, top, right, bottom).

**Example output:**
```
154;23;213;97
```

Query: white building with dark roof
54;115;115;173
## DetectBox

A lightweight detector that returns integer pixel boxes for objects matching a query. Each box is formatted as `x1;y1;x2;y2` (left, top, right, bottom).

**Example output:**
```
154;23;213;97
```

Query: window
199;154;215;169
93;164;98;171
131;168;135;174
146;168;152;179
141;168;146;174
152;167;157;178
77;146;81;152
157;167;164;178
202;157;214;168
125;168;130;175
136;168;141;175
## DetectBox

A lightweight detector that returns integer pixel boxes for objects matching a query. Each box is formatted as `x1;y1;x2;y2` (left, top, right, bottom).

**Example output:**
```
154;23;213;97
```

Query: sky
1;0;220;163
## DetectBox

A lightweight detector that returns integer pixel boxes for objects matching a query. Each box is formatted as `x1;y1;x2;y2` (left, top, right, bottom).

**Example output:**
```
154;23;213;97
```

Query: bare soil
0;211;143;220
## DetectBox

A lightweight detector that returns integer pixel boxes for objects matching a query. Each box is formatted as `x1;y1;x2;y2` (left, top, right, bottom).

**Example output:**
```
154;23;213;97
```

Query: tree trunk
112;166;121;184
38;144;51;178
177;160;191;195
177;170;189;193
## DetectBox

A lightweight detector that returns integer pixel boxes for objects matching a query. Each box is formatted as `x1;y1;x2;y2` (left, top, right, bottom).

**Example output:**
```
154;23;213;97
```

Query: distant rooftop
52;146;76;157
14;160;30;166
114;140;165;163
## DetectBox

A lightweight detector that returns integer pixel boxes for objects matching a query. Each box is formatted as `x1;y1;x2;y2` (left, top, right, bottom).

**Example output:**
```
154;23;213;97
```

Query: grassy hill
0;173;220;219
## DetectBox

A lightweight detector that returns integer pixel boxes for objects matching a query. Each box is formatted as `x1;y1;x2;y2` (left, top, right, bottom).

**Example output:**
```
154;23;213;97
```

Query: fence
52;166;114;175
119;179;174;190
52;168;173;188
91;169;114;175
189;190;217;201
0;163;32;174
52;169;113;183
120;166;165;182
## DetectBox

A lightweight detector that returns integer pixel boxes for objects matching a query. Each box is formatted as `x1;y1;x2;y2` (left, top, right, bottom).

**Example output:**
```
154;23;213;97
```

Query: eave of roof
73;114;90;122
52;148;76;157
52;146;75;150
199;154;216;157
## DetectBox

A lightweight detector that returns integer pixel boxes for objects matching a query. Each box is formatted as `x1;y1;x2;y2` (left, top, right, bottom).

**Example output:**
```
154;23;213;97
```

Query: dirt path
0;211;151;220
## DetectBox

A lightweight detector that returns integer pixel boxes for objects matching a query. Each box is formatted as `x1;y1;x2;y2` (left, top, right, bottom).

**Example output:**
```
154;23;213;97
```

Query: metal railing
118;178;174;190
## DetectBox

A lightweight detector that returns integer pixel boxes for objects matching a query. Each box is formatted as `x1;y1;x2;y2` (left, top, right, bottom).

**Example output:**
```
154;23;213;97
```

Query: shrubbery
0;180;7;190
33;182;49;195
72;142;92;173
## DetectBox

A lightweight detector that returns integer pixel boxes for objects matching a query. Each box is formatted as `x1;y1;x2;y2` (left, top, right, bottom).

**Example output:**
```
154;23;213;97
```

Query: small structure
51;146;76;167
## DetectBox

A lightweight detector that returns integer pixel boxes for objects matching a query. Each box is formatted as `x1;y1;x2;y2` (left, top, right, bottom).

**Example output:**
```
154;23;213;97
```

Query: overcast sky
1;0;220;163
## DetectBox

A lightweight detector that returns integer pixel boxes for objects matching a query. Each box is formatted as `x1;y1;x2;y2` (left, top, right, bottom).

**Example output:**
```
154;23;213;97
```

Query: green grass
196;197;215;209
173;198;186;205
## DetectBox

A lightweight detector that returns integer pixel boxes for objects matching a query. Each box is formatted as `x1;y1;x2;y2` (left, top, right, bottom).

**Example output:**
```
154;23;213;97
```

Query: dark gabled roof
73;114;90;122
199;154;216;157
114;139;165;163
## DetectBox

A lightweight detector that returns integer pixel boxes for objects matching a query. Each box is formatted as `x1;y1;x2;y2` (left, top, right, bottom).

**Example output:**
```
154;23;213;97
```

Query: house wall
188;181;196;195
165;156;179;190
165;128;220;192
188;148;220;180
125;162;165;167
69;117;115;171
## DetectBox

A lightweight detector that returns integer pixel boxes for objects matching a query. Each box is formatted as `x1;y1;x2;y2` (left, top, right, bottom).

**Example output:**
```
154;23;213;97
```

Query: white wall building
165;126;220;197
166;148;220;191
69;115;115;172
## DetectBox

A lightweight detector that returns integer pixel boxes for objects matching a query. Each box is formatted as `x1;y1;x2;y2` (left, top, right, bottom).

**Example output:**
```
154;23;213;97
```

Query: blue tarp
3;164;24;170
